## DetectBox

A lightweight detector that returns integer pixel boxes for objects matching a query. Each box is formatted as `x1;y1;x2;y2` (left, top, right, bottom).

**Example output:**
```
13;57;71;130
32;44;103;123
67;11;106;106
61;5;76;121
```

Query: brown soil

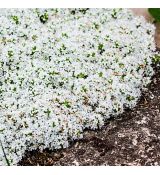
19;65;160;166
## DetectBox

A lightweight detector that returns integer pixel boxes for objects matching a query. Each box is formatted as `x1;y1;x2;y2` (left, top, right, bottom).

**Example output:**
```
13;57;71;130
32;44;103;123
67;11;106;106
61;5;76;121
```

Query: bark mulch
19;65;160;166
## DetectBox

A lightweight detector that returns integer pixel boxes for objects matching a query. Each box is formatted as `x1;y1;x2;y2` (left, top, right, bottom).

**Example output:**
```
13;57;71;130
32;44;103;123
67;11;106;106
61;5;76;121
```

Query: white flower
0;8;156;165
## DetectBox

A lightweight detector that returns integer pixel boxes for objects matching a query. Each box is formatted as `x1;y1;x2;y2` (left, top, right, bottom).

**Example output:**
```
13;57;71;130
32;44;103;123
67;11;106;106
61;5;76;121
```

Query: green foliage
152;54;160;64
148;8;160;22
76;73;88;79
11;15;19;24
81;86;87;92
44;108;51;117
98;72;103;77
40;12;49;24
126;95;135;101
31;46;37;55
8;50;14;58
62;100;71;108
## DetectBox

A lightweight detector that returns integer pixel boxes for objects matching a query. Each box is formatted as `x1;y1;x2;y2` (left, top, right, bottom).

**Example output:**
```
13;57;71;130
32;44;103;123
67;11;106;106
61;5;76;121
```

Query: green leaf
81;86;87;92
31;46;37;55
48;71;59;76
40;12;49;24
8;50;14;58
52;122;56;127
11;15;19;24
62;100;71;108
44;108;51;117
152;54;160;63
76;73;88;79
98;72;103;77
0;129;5;132
126;95;135;101
148;8;160;22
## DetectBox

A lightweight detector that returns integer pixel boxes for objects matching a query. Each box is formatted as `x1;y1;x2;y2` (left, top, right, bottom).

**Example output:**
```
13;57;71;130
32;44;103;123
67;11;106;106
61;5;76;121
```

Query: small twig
0;140;10;166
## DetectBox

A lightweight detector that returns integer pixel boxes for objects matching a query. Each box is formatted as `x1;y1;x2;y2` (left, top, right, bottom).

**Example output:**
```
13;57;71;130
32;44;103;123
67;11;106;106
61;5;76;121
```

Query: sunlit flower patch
0;9;156;165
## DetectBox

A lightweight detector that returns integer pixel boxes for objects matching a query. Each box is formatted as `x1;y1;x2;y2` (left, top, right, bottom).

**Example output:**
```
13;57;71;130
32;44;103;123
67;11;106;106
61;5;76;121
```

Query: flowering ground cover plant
0;9;156;165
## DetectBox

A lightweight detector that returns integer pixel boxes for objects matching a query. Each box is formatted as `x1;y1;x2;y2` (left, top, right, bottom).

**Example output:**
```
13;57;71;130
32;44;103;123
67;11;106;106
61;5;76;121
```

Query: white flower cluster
0;9;156;165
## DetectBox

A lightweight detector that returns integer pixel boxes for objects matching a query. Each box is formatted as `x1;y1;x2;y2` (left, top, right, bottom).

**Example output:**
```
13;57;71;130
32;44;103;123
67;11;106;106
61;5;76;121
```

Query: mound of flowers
0;9;156;165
